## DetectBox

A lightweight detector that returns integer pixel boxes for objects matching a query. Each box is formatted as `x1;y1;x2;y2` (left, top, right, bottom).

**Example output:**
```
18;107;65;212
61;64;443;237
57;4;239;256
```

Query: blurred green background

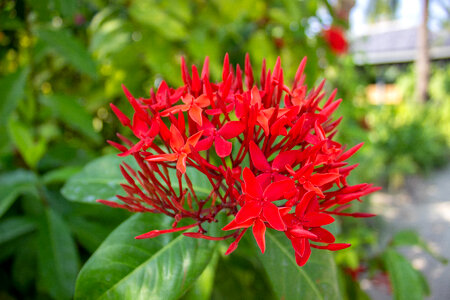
0;0;449;299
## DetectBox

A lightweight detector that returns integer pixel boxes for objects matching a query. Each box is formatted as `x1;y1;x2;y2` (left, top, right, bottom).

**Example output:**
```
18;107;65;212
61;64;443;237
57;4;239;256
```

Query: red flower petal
170;125;184;151
176;153;188;174
309;173;340;186
146;153;178;162
309;227;335;243
243;168;263;199
110;103;130;127
252;218;266;253
222;217;255;231
235;201;262;224
263;179;295;202
215;135;232;158
249;141;271;172
194;94;210;108
195;136;214;152
272;150;298;171
295;240;311;266
304;213;335;227
327;243;351;251
290;227;318;239
219;121;246;139
189;104;203;126
262;202;286;231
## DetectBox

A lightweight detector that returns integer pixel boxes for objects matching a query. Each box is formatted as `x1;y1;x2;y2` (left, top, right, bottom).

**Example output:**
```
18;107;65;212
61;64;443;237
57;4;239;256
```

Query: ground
364;165;450;299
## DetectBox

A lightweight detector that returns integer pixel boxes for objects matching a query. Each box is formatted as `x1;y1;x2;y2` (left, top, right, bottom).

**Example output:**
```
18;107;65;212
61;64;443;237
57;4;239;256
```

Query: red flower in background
323;26;348;55
100;53;380;267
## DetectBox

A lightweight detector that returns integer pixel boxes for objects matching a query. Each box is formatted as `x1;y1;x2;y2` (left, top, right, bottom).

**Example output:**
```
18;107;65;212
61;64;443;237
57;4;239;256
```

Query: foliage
0;0;448;299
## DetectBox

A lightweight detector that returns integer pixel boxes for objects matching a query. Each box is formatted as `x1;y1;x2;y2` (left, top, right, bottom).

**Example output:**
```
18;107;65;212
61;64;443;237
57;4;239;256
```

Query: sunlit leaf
62;154;213;204
75;213;221;299
256;230;342;300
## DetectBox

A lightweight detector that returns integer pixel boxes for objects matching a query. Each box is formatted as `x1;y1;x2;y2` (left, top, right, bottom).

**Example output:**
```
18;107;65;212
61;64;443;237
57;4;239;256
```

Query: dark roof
351;23;450;65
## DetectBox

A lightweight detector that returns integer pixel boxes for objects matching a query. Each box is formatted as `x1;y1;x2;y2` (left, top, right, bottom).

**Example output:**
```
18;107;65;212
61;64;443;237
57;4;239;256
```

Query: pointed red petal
309;227;335;243
218;121;246;139
309;173;340;186
195;136;214;152
263;179;295;202
272;150;299;171
262;202;286;231
249;141;271;172
185;130;204;148
327;243;351;251
215;135;232;158
252;218;266;253
170;125;185;151
295;240;311;267
304;213;335;227
290;227;318;239
222;218;255;231
295;191;316;218
194;94;210;108
243;167;263;199
235;201;262;224
189;104;203;126
338;142;364;162
145;153;178;162
176;153;187;174
110;103;130;127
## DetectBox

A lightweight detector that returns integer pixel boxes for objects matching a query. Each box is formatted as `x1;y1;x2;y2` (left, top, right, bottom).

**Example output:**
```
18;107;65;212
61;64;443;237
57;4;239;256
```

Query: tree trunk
416;0;429;102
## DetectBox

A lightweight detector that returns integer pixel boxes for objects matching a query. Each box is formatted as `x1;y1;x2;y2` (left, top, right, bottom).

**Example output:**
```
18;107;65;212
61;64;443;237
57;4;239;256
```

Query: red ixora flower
323;26;348;55
99;53;380;267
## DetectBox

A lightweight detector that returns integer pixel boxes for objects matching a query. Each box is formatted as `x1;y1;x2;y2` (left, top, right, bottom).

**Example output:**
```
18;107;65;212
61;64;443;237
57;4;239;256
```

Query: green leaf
75;213;219;300
383;249;427;300
54;0;77;18
182;251;219;300
130;0;188;41
42;166;83;185
36;28;97;78
256;231;342;300
67;216;113;253
8;118;47;168
62;154;213;204
0;67;29;126
0;169;37;218
38;209;79;300
391;229;448;264
0;217;36;244
42;94;101;143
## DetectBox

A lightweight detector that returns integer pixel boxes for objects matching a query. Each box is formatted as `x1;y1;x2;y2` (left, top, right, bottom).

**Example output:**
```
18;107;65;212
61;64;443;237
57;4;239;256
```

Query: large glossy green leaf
75;213;220;300
0;67;29;126
383;249;428;300
36;28;97;78
61;155;138;203
0;169;37;218
38;209;80;300
256;231;342;300
62;154;213;204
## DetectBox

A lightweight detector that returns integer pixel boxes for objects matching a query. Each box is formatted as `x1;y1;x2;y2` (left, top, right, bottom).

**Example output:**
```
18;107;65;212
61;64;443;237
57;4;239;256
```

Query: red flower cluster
101;54;379;266
323;26;348;55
